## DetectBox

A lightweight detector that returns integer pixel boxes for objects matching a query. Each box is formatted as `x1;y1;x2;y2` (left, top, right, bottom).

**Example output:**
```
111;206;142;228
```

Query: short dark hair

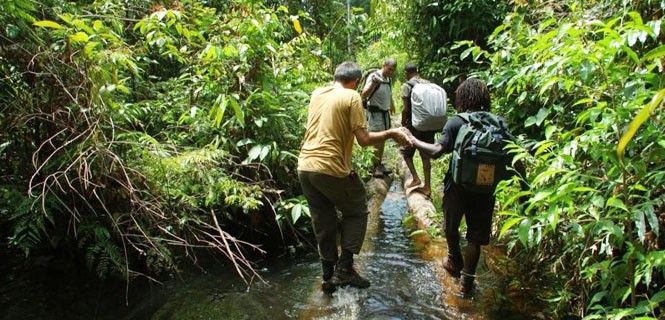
334;61;362;83
404;62;418;74
455;78;491;112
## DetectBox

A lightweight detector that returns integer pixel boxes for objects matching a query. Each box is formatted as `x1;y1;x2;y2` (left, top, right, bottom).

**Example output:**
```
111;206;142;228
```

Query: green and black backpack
451;111;514;194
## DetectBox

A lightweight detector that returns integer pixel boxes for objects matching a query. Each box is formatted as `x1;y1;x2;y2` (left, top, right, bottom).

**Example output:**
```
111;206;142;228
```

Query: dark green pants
298;171;369;263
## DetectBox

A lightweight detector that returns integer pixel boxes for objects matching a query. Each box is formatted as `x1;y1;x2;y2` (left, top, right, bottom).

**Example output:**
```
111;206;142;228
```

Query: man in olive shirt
298;62;410;293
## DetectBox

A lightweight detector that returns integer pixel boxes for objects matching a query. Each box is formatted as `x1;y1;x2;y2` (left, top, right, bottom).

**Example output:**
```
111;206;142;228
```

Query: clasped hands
391;127;416;147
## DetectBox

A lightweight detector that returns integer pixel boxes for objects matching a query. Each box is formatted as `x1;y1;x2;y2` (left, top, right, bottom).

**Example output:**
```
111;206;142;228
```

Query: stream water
141;181;506;319
1;181;533;319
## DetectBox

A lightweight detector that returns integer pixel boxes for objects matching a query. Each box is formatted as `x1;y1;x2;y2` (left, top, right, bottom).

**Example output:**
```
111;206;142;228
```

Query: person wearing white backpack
400;62;448;197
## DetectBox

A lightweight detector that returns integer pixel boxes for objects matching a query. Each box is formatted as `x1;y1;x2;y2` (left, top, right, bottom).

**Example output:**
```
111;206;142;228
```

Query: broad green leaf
531;191;553;203
545;125;557;139
606;197;628;212
69;31;89;43
83;41;99;56
247;145;262;162
499;217;522;238
648;290;665;305
291;205;302;223
34;20;63;29
518;218;531;247
229;96;244;126
535;140;555;156
211;94;227;127
617;88;665;163
640;44;665;61
534;107;549;126
622;45;639;64
634;209;646;243
259;145;270;160
532;169;565;186
460;46;475;61
573;186;597;193
524;116;536;127
236;138;253;147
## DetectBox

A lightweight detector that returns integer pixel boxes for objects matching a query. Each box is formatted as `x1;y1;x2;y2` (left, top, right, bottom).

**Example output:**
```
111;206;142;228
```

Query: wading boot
442;253;462;278
460;243;480;298
321;260;336;294
333;265;371;288
460;271;475;298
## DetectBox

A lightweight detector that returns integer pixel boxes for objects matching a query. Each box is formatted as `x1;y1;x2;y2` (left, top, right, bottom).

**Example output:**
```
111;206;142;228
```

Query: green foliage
1;0;329;280
478;1;665;317
364;0;509;87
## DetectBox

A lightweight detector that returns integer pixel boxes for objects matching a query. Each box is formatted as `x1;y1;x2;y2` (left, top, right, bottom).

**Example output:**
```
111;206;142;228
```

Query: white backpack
408;80;447;131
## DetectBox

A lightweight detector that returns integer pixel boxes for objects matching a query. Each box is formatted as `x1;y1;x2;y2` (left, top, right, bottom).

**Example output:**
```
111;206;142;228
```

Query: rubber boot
461;243;481;297
321;260;336;294
333;250;370;288
443;240;463;278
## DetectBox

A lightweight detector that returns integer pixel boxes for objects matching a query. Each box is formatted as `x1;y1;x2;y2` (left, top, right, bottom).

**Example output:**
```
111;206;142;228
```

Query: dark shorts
443;182;495;245
400;127;437;158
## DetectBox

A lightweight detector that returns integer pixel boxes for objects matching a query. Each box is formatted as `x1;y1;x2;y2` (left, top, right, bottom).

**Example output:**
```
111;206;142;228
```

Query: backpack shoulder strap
456;112;471;123
366;71;382;102
406;79;418;88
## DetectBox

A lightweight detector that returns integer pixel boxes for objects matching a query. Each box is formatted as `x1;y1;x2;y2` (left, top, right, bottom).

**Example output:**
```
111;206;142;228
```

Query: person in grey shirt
361;58;397;177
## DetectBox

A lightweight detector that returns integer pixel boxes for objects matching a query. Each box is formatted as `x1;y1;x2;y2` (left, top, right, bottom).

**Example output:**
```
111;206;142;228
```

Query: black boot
333;250;370;288
460;243;481;298
442;252;463;278
321;260;336;294
443;240;463;278
460;271;475;298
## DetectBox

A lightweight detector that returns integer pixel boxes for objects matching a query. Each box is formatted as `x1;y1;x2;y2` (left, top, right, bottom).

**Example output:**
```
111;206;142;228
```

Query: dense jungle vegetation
1;0;664;318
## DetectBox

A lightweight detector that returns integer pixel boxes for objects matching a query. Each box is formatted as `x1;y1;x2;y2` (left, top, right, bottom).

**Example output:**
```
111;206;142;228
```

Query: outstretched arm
354;127;410;147
403;129;447;159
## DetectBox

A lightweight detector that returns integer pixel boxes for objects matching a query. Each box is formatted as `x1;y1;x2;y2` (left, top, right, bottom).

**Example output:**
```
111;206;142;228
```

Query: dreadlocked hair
455;78;491;112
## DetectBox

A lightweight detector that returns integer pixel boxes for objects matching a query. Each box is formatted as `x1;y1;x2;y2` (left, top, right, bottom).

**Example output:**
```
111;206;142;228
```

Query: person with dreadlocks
404;78;523;297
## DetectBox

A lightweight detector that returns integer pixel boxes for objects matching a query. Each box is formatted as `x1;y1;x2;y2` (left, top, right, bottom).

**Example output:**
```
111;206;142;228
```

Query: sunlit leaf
500;217;522;238
291;205;302;223
247;145;262;162
606;197;628;212
518;218;531;247
634;209;646;243
69;31;89;43
642;45;665;62
617;88;665;163
291;16;302;34
34;20;63;29
259;145;270;160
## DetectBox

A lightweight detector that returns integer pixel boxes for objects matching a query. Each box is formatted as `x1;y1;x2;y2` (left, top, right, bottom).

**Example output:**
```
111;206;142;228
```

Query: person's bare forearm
361;81;379;100
355;128;402;147
412;138;446;159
